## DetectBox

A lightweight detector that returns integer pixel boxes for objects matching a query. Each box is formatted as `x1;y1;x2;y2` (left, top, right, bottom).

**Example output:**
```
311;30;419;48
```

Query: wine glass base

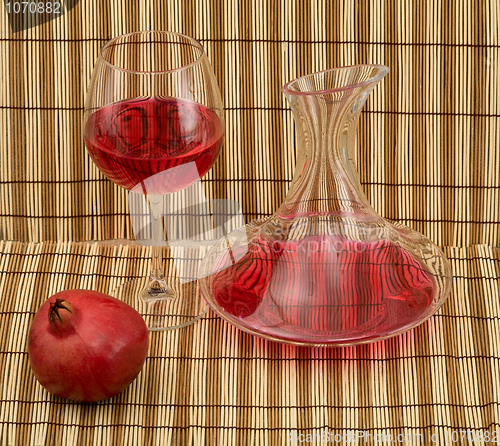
111;277;208;331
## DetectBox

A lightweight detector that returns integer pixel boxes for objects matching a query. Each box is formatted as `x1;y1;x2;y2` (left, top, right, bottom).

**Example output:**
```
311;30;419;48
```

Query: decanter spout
278;65;389;219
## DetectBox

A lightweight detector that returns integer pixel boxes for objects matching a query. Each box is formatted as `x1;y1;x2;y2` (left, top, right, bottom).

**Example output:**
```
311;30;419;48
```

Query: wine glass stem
151;245;165;282
149;195;166;285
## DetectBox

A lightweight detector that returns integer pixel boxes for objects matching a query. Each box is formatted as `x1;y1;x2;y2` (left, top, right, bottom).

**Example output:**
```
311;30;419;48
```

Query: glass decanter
198;65;452;346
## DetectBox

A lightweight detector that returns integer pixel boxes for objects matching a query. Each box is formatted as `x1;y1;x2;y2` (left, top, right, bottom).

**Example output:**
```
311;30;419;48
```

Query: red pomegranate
28;289;149;402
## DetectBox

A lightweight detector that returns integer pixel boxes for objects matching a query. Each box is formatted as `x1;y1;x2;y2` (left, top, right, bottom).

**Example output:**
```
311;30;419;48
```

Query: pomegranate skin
28;290;149;402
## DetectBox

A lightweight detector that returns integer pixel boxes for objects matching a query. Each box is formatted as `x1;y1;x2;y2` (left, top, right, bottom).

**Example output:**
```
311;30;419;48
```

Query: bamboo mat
1;1;500;445
0;0;499;246
0;240;499;446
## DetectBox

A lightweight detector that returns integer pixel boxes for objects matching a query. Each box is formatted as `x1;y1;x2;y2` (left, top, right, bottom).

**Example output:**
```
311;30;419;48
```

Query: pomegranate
28;289;149;402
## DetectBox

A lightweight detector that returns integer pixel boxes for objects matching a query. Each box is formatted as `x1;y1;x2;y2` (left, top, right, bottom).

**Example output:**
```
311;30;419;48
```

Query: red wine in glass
211;235;436;344
84;97;224;194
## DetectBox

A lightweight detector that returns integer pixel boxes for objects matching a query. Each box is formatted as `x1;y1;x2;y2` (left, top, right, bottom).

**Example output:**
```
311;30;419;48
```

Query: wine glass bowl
84;31;224;330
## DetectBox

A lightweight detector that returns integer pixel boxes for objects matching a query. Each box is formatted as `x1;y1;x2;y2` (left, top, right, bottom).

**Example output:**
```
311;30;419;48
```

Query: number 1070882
5;2;61;14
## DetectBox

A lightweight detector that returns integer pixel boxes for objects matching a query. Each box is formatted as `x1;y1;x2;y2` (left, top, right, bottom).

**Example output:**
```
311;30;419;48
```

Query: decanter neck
277;65;388;220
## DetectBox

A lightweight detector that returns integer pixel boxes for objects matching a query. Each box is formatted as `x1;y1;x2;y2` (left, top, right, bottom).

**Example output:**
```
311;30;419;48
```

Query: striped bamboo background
1;0;500;445
0;0;499;246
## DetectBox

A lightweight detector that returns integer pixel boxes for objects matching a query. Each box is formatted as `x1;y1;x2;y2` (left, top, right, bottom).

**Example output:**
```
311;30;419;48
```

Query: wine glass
83;31;224;330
